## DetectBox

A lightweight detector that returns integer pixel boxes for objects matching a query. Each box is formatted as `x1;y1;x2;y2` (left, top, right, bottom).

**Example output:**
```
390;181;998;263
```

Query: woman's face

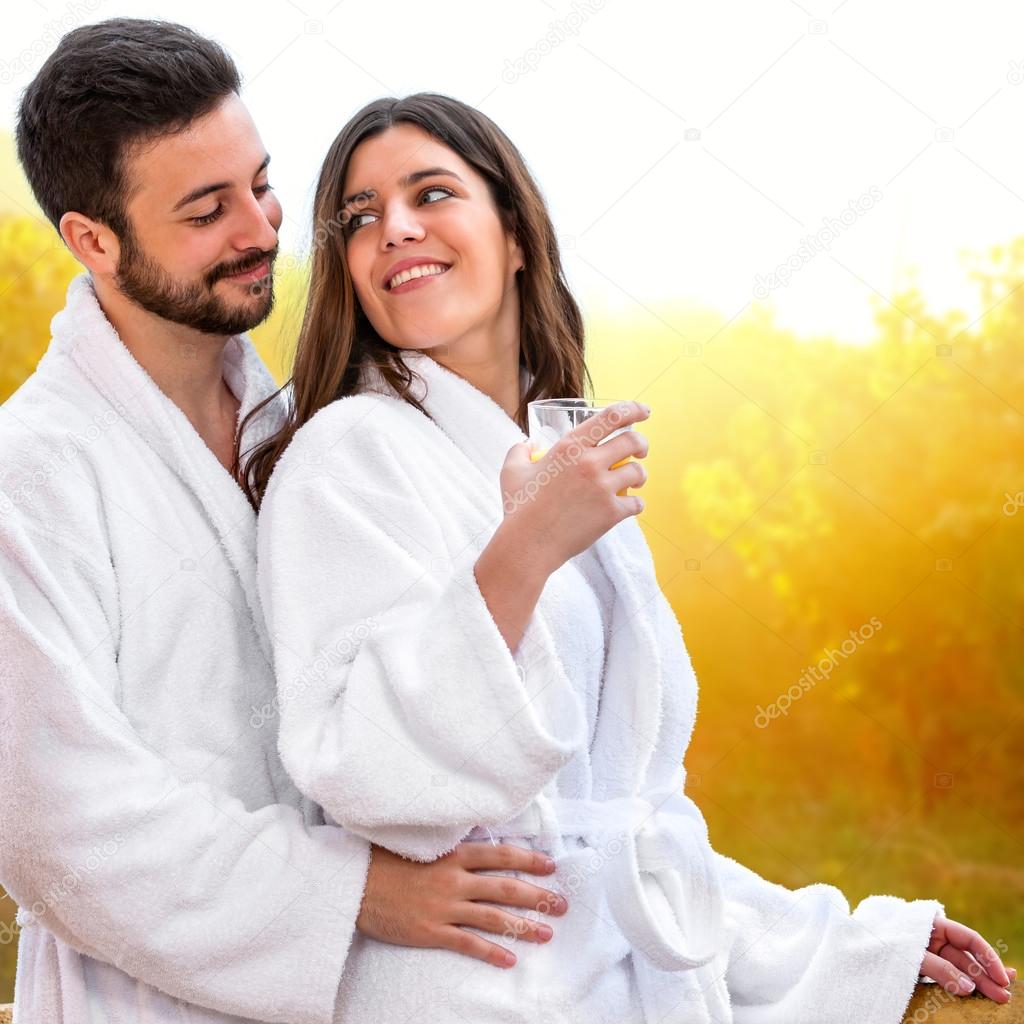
340;123;524;357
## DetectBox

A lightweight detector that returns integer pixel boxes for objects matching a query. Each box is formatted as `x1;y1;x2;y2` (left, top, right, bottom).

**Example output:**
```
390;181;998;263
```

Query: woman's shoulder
262;391;428;500
303;390;409;442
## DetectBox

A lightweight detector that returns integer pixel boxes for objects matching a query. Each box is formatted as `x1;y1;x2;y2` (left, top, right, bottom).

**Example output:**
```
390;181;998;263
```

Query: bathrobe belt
476;788;726;972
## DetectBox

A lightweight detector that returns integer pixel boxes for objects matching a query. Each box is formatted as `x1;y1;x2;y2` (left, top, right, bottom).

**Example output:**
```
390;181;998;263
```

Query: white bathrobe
0;274;371;1024
257;349;944;1024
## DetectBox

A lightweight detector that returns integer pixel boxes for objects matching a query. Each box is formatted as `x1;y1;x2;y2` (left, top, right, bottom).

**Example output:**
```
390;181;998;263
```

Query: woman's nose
381;205;426;248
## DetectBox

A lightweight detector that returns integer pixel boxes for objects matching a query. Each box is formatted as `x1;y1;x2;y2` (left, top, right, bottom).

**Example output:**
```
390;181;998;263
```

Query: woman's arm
635;572;953;1022
258;402;582;861
259;398;650;862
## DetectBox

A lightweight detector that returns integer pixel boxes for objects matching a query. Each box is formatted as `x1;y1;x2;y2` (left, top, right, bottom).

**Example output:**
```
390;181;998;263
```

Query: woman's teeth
389;263;449;290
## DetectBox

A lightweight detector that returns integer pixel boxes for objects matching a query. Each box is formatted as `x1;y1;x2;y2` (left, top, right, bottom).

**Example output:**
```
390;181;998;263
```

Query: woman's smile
385;261;451;295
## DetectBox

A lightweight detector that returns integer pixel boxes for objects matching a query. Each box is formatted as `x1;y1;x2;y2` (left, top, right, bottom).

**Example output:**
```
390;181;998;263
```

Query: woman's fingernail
959;976;976;994
543;857;556;872
502;951;516;967
536;924;553;942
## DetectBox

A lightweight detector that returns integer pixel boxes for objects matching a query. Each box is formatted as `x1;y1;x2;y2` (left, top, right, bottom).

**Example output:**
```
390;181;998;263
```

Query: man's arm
0;502;570;1022
0;510;369;1024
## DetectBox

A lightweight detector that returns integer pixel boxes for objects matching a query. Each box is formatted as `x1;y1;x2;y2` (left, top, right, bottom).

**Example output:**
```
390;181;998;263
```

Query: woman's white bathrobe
0;274;371;1024
258;349;944;1024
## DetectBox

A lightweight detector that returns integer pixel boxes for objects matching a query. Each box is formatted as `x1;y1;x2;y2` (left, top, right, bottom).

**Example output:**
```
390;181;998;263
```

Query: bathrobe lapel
50;274;283;666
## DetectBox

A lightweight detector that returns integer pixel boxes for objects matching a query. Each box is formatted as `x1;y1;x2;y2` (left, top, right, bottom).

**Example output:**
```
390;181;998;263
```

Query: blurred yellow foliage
0;215;79;399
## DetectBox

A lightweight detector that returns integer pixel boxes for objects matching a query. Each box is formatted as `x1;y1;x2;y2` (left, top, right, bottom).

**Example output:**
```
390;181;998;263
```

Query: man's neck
93;277;242;473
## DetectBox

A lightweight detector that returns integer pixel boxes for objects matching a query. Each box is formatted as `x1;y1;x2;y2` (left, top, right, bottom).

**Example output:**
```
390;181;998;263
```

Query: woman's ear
508;232;525;274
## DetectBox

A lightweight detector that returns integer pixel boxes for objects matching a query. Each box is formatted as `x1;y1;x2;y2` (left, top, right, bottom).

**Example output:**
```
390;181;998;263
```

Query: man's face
115;93;283;336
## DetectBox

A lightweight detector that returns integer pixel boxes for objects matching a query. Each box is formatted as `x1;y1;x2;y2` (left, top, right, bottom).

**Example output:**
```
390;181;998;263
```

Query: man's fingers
455;840;554;877
465;874;568;916
456;903;554;945
437;925;517;969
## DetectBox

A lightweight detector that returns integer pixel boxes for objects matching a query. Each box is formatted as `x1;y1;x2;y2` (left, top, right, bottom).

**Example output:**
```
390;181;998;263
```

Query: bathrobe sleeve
712;851;942;1024
646;587;943;1024
258;398;587;862
0;506;371;1024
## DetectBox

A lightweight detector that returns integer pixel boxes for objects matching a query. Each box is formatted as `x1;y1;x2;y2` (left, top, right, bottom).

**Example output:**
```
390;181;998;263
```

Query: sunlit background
2;0;1023;1004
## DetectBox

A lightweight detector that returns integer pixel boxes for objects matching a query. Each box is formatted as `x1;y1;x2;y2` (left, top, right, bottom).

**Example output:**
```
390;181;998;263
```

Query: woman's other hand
918;914;1015;1003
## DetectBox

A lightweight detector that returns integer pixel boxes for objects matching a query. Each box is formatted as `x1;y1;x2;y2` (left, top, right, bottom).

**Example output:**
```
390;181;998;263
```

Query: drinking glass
527;398;637;494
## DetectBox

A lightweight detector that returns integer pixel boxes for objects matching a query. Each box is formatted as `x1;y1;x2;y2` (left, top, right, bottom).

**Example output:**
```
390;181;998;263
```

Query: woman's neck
435;349;519;419
425;302;523;420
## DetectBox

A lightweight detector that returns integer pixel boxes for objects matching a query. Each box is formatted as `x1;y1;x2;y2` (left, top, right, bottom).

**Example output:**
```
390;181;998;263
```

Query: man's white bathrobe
258;349;944;1024
0;274;371;1024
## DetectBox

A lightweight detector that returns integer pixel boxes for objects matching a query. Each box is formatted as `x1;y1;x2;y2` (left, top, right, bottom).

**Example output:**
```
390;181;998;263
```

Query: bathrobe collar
47;273;284;665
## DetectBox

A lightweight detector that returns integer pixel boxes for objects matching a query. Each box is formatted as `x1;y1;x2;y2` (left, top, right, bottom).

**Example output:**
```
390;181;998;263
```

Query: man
0;18;565;1023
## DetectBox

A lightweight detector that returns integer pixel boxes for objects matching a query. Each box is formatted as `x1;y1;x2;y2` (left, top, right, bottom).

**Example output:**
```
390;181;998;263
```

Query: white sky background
2;0;1024;343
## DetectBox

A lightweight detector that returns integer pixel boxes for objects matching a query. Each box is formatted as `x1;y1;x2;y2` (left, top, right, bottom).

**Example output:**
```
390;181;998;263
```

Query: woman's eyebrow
342;167;464;209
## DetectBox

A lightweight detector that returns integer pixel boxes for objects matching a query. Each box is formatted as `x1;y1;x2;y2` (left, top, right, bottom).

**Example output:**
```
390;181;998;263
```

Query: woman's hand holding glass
498;400;650;576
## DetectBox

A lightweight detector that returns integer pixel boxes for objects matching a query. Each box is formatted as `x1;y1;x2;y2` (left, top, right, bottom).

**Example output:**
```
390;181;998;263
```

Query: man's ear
59;211;121;275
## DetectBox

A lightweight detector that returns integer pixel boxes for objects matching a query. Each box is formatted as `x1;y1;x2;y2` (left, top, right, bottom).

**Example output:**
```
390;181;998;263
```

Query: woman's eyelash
346;185;454;233
191;183;274;226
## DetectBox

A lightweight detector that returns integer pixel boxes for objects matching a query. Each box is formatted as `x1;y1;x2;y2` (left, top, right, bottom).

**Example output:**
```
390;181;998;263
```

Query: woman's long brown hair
235;92;591;509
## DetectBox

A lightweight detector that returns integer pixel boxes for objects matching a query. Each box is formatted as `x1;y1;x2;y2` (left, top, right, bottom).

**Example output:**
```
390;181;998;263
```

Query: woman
241;94;1013;1023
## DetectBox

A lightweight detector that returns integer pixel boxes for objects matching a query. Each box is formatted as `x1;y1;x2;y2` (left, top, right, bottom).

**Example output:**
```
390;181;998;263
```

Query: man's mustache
206;246;279;287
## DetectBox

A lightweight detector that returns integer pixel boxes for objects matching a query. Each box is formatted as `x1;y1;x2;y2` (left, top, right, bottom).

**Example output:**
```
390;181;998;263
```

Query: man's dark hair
16;18;241;235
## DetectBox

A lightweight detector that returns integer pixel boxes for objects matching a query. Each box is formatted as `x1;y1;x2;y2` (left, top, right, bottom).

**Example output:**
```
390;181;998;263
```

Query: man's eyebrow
172;154;272;212
341;167;463;210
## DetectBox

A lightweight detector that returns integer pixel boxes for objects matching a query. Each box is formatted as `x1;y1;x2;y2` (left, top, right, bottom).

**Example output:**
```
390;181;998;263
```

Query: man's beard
115;229;278;336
